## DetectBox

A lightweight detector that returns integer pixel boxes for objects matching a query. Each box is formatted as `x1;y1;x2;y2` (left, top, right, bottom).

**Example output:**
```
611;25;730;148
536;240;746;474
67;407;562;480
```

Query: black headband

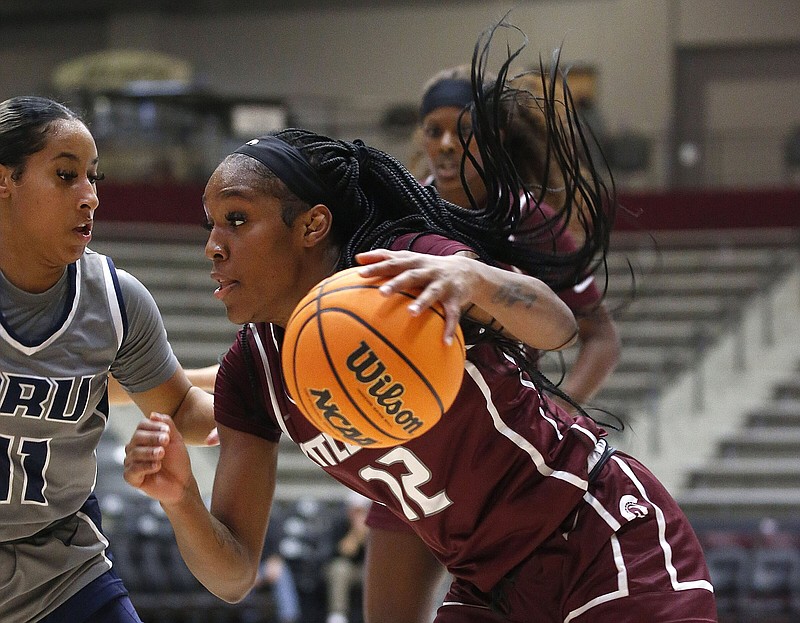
234;135;330;207
419;78;474;119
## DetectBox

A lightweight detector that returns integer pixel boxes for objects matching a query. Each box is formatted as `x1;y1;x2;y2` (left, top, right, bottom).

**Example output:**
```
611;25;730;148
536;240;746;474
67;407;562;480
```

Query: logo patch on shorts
619;494;649;520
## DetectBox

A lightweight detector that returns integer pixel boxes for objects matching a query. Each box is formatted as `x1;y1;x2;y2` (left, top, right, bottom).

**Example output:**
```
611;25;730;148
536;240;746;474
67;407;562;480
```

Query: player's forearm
172;387;215;445
561;305;621;404
468;264;578;351
162;484;259;603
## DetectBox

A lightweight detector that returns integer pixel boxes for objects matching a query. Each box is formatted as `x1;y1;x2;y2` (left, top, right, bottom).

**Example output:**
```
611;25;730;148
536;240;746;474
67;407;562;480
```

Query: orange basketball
282;266;466;448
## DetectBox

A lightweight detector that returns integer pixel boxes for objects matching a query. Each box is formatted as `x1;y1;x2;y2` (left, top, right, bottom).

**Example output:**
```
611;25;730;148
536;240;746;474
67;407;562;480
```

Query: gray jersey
0;248;178;621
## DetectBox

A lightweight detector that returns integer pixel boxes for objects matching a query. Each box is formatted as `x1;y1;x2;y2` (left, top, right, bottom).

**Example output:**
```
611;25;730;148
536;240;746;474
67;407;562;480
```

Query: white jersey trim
76;509;113;570
573;275;595;294
564;534;629;622
611;455;715;593
250;323;291;438
0;263;83;356
464;360;589;491
583;490;622;532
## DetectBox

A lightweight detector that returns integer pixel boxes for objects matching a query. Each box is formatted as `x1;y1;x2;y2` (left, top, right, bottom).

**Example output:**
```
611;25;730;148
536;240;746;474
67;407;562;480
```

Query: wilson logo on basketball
346;341;424;435
308;387;378;447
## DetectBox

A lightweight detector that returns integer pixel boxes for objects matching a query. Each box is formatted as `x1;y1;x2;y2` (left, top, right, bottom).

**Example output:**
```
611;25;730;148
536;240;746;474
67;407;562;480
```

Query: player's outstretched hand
356;249;479;345
124;412;193;506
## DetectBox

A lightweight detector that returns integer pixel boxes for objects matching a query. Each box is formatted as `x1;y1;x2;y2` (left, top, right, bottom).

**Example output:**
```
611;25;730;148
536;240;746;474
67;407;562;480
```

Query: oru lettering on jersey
0;373;94;422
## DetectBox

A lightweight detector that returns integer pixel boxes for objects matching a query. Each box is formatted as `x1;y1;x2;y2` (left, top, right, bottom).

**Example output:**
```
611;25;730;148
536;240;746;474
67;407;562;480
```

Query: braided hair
265;129;488;269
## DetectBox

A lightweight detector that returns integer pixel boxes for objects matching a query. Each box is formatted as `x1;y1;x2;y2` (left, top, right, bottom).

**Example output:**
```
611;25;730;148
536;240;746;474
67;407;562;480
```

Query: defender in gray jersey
0;96;215;623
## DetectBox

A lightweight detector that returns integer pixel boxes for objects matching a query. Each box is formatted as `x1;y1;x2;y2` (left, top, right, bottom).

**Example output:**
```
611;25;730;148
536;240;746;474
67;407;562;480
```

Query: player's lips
73;220;92;240
211;272;239;300
433;159;460;181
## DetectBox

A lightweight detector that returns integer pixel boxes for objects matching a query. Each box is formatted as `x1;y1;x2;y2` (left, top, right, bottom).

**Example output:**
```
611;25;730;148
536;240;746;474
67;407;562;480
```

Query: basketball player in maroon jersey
124;20;717;623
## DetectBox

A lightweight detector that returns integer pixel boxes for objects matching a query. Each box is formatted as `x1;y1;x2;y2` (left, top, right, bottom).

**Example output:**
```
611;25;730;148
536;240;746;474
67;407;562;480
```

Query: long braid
439;18;616;296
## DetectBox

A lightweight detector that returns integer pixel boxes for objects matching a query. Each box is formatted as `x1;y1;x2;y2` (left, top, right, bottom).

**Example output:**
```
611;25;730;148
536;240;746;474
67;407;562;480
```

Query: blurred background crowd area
4;1;800;621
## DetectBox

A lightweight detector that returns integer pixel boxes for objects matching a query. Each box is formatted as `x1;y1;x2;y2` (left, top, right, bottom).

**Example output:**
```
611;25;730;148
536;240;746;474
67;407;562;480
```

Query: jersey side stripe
250;324;291;438
610;455;714;593
564;534;629;623
464;361;589;491
582;491;622;531
102;257;126;351
76;509;113;570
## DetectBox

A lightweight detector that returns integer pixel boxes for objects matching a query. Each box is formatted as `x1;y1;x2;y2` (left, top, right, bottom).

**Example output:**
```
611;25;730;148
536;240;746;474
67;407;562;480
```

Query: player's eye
57;169;77;181
226;212;246;227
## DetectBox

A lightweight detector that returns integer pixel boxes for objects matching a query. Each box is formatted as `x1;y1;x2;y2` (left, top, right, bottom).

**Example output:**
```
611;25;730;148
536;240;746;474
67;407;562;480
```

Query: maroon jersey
214;234;609;593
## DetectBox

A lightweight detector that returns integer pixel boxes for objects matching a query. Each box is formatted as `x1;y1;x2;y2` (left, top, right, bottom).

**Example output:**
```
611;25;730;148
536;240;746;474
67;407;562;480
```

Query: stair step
747;401;800;427
689;471;800;489
678;489;800;506
718;428;800;459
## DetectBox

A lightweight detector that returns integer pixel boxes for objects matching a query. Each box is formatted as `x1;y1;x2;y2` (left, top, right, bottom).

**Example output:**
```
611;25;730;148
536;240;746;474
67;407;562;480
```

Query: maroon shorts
434;453;717;623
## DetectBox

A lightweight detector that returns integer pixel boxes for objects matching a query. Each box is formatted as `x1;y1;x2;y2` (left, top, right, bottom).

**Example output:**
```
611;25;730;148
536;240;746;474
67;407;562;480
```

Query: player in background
363;51;621;623
123;19;716;623
0;96;216;623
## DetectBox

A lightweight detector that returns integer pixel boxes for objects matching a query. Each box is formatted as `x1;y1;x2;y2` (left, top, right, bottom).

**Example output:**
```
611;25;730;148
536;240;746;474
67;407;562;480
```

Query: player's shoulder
391;232;473;257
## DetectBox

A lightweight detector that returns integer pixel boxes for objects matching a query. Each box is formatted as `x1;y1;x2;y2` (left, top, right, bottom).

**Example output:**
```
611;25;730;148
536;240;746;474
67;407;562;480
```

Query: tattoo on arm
491;284;539;309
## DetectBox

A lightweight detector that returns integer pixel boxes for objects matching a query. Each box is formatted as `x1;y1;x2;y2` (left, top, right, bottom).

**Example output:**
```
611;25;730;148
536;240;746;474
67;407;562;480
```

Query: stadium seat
738;547;800;616
704;544;751;615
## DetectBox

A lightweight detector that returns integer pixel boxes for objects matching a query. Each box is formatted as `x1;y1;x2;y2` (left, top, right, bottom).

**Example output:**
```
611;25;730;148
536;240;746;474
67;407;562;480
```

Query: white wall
3;2;797;112
676;0;800;46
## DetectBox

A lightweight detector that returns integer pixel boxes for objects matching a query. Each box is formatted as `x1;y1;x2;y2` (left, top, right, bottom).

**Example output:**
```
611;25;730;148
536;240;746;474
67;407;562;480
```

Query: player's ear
0;165;13;198
301;204;333;247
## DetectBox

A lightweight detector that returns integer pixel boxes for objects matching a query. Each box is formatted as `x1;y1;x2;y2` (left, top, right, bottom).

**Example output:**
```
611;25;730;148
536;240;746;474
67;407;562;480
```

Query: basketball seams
285;312;336;438
287;281;412;443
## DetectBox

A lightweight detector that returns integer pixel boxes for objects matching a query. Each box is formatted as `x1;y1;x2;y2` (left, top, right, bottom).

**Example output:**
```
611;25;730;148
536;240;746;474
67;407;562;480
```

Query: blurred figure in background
364;54;621;623
325;492;370;623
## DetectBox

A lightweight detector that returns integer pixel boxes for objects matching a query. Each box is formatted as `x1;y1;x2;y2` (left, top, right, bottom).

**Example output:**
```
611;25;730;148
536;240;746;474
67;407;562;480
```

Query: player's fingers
440;298;465;345
123;445;165;486
357;250;432;278
132;415;170;435
149;411;179;435
354;249;394;267
405;279;447;315
126;442;166;460
125;424;169;452
122;453;164;487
